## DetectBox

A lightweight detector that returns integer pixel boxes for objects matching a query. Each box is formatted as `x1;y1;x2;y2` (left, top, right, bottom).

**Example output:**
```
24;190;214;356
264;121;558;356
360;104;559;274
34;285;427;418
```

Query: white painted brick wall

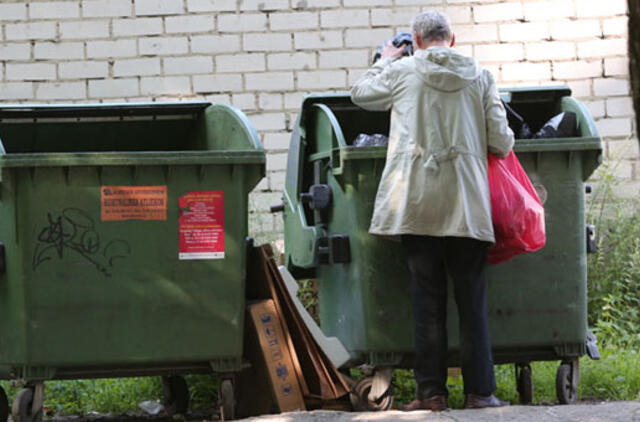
0;0;633;239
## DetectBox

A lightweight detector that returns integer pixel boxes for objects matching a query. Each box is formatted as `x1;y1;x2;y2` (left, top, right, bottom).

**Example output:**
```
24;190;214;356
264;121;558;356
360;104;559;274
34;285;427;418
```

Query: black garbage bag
502;100;578;139
353;133;389;147
533;112;578;139
372;32;413;64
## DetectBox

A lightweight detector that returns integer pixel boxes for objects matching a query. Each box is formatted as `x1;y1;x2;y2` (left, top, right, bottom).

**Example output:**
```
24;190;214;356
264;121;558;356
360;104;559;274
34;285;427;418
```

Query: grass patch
1;375;218;416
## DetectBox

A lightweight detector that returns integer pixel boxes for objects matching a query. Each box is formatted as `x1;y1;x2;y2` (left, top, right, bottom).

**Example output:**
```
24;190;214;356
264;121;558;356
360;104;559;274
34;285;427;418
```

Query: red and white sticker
178;191;224;260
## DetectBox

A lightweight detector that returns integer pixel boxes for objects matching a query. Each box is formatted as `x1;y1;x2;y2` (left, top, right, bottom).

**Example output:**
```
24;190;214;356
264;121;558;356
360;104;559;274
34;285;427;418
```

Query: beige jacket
351;47;514;242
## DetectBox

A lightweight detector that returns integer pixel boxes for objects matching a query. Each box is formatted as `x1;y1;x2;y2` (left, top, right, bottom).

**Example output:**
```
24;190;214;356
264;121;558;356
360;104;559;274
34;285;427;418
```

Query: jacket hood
412;46;481;92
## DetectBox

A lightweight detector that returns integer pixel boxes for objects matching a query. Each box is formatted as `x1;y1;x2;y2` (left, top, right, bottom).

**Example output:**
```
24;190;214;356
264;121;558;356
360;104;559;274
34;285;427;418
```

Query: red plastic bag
487;151;546;264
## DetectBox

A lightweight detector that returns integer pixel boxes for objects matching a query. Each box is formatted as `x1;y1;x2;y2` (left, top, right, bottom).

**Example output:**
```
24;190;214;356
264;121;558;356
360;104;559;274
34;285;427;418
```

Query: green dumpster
279;87;602;408
0;102;265;422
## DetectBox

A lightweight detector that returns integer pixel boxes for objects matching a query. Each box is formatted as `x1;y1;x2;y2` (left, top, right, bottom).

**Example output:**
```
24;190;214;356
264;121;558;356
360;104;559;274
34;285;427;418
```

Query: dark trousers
402;235;496;398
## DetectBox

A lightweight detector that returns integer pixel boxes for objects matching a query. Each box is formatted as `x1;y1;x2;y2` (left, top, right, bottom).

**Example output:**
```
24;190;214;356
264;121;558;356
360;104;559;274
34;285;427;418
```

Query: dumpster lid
0;101;211;119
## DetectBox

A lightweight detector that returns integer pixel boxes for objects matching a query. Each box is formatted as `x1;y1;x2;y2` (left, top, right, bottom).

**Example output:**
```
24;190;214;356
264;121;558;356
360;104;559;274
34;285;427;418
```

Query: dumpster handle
0;243;5;276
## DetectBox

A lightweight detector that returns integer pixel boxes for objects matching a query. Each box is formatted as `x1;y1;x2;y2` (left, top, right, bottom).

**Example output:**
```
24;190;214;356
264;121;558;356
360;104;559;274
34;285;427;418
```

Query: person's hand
381;42;406;59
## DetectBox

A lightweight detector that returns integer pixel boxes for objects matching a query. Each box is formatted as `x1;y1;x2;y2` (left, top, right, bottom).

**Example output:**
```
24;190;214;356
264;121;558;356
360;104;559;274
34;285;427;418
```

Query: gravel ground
234;402;640;422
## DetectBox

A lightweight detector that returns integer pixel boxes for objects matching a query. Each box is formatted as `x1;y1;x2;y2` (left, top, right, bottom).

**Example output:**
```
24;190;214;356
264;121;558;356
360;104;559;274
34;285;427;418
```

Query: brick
245;72;294;91
344;0;391;5
139;37;189;55
455;44;473;57
140;76;191;95
259;93;283;110
294;31;343;49
87;39;137;58
36;82;86;100
608;138;640;159
269;171;286;191
526;42;575;61
0;82;33;100
30;2;80;19
348;68;367;85
6;63;56;81
113;18;163;36
322;9;369;28
593;78;630;96
267;52;316;70
0;3;27;21
263;132;291;150
82;0;132;17
0;43;31;60
265;151;288;169
474;2;523;23
499;22;550;42
114;58;161;76
164;56;212;75
34;42;84;60
60;20;110;39
5;22;56;41
584;100;606;119
575;0;627;18
550;20;601;40
59;61;109;79
319;49;369;69
577;39;628;59
345;28;393;48
191;35;240;53
218;14;267;32
205;93;231;104
135;0;184;16
553;60;602;80
232;93;257;110
239;0;289;11
271;12;319;30
607;97;634;117
596;118;632;138
298;70;346;89
293;0;341;8
244;33;291;52
605;57;629;76
89;79;139;98
250;113;287;132
566;80;592;98
455;24;498;43
187;0;236;12
216;53;266;72
441;6;472;24
523;0;574;21
603;17;628;36
474;43;524;63
371;8;417;27
193;74;243;92
501;62;551;82
165;15;215;33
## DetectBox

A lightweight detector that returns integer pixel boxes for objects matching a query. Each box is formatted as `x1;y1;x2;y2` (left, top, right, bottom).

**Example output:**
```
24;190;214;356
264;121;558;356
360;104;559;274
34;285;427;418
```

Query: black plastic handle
270;203;285;213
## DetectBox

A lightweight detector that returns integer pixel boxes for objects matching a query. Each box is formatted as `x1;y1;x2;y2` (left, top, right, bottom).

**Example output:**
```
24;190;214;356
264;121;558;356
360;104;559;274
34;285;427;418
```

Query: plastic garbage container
277;87;602;408
0;102;265;422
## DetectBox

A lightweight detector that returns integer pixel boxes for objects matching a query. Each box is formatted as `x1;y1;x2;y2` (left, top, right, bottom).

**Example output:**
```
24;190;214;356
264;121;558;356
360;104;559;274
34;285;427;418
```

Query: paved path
235;402;640;422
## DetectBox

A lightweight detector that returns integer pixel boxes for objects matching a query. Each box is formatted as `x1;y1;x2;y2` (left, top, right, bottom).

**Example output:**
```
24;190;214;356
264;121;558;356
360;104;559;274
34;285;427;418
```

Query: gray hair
411;11;452;42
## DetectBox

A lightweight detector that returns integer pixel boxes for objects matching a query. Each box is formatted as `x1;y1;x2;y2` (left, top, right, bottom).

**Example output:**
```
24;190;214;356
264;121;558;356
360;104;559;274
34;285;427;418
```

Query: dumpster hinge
318;234;351;265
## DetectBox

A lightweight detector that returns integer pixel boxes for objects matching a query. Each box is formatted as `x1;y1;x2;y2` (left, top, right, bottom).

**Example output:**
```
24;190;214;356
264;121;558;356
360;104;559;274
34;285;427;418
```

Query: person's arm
350;43;404;111
483;71;515;157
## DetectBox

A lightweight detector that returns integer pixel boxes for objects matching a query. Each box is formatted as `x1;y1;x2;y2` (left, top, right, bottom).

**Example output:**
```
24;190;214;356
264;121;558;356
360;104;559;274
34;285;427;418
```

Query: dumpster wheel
0;386;8;422
556;359;579;404
162;375;189;416
349;376;393;411
219;379;235;421
515;363;533;404
11;387;42;422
